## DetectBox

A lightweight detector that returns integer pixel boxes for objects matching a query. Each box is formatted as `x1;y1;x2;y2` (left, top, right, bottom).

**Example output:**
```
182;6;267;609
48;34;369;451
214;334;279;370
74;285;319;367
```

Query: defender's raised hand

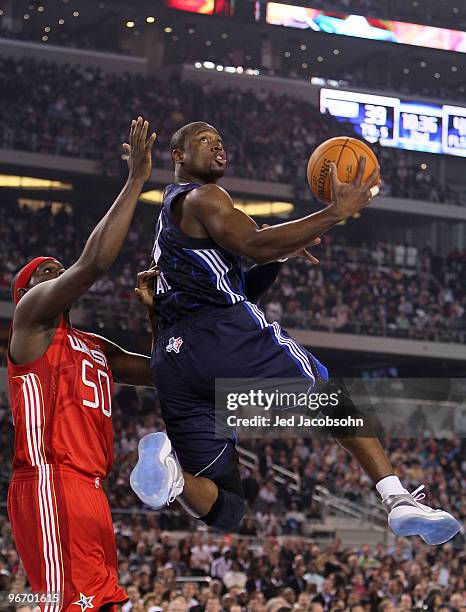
134;266;160;309
122;117;157;184
329;156;381;220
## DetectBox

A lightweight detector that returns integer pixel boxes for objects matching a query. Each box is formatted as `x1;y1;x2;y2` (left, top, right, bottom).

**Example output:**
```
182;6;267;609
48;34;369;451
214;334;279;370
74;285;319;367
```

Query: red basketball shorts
8;465;128;611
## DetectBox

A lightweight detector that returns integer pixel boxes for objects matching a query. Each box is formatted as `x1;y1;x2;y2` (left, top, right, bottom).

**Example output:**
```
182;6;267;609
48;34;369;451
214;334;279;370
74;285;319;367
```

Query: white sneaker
130;432;184;509
383;485;462;545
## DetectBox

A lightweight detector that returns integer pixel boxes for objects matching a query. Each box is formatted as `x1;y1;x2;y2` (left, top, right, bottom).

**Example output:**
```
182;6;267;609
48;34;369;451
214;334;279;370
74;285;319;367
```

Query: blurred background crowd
0;391;465;611
0;201;464;357
0;57;463;206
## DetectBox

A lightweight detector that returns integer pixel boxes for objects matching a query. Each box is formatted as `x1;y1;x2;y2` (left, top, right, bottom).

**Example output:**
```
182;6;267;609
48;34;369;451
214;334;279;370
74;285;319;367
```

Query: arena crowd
0;56;463;207
0;27;464;103
0;202;464;346
0;390;465;611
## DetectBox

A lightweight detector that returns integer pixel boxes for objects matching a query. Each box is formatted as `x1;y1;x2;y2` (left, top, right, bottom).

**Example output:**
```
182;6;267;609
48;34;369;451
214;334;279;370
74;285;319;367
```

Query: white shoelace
410;485;426;502
165;454;184;505
168;474;184;505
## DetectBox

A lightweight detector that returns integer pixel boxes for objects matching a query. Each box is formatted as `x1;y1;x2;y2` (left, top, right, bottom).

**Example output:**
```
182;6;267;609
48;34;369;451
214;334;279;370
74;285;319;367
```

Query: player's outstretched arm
15;117;156;326
187;157;379;264
92;335;154;387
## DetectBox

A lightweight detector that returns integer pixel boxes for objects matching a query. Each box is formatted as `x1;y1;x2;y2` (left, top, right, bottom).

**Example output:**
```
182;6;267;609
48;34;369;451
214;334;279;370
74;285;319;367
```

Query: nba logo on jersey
166;336;183;353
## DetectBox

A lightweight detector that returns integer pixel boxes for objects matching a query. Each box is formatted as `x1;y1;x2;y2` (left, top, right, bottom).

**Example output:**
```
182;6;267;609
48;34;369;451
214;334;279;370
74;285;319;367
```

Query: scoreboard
321;89;466;158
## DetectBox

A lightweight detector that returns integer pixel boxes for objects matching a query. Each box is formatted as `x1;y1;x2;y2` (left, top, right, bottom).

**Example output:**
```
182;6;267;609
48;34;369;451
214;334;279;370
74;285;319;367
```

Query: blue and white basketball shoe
384;485;462;545
130;432;184;509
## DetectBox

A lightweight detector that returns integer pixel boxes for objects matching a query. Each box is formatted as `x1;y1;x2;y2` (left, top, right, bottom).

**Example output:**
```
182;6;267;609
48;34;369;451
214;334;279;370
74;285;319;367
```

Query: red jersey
7;317;114;478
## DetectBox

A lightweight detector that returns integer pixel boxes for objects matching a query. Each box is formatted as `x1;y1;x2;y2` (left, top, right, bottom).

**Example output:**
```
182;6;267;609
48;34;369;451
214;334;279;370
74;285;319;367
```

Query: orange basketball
307;137;379;204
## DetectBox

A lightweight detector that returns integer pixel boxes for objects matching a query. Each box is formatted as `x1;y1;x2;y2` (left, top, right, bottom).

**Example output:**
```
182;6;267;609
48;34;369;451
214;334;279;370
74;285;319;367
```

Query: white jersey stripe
45;464;61;611
199;250;238;303
21;376;36;467
28;375;55;606
39;466;53;611
205;250;244;302
193;250;241;304
22;374;61;610
24;376;41;466
244;302;315;382
31;375;60;610
23;376;52;602
37;468;51;610
184;248;245;304
248;302;314;379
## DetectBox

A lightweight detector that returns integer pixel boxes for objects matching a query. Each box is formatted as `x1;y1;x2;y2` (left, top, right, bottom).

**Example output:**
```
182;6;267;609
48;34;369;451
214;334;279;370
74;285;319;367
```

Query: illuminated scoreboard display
320;89;466;158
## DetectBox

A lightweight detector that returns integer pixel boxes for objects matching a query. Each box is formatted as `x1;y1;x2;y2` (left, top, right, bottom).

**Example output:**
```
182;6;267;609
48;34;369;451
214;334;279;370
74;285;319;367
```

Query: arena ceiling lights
140;190;294;216
234;200;294;216
0;175;72;190
139;189;165;205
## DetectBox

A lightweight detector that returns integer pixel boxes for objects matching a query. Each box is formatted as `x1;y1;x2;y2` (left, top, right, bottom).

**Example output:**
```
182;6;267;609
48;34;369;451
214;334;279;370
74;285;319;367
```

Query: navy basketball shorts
151;301;328;479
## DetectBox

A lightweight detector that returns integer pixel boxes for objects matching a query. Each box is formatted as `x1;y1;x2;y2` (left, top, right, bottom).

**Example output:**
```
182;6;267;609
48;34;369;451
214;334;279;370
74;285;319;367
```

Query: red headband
13;257;59;304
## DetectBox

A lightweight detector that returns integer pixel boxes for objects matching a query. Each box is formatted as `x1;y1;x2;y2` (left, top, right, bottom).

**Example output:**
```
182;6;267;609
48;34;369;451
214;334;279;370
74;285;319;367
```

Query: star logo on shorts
166;336;183;353
72;593;95;611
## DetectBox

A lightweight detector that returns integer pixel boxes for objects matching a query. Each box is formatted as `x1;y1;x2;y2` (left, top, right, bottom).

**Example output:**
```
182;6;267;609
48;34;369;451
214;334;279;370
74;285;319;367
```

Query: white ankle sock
376;475;405;500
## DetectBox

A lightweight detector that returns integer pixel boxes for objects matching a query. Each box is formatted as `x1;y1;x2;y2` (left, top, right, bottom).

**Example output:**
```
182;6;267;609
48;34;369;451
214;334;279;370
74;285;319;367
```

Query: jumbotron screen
164;0;232;15
266;3;466;54
321;89;466;157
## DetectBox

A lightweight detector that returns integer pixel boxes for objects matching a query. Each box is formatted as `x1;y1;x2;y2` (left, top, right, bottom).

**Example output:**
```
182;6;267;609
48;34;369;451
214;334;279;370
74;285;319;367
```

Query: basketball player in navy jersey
131;122;460;544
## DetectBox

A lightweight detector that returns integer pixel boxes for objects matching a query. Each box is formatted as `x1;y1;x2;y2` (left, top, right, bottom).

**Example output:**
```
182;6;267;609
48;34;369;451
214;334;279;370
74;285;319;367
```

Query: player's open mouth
214;155;227;165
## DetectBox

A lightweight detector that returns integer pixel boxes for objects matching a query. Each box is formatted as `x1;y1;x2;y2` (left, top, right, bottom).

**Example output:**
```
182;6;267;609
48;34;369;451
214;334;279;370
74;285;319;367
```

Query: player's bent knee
200;489;245;532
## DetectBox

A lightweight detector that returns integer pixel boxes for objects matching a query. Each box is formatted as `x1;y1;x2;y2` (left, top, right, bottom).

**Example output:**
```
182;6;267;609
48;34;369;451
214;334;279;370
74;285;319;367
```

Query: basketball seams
345;143;380;171
307;137;379;203
306;137;348;183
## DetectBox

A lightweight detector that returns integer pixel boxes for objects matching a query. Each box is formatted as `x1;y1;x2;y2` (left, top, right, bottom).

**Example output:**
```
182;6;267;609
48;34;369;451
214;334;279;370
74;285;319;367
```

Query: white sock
376;475;405;500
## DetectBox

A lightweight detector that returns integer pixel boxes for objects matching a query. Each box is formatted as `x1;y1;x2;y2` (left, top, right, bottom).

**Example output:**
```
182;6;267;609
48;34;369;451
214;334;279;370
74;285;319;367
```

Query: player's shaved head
170;122;217;155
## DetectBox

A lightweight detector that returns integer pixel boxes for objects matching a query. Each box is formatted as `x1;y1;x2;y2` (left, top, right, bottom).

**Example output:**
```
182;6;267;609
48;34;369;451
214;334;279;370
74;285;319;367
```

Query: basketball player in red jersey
7;117;156;611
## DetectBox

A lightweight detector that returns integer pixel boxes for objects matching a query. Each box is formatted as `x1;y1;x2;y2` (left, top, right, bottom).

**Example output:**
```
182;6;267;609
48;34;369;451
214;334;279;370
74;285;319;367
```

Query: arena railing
313;485;387;527
237;445;301;493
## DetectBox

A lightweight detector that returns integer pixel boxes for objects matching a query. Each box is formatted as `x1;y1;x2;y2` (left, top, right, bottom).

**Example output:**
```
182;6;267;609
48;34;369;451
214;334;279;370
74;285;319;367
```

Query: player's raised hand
122;117;157;184
329;156;381;220
134;266;159;309
261;225;321;264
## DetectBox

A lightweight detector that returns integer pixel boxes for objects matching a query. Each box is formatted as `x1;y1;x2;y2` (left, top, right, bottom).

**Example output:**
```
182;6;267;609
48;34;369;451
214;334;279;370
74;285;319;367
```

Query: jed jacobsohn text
226;390;340;411
226;414;364;428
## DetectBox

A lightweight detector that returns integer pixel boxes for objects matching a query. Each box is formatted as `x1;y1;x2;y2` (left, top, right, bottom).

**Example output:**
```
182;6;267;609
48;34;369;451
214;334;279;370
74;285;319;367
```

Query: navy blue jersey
152;183;247;329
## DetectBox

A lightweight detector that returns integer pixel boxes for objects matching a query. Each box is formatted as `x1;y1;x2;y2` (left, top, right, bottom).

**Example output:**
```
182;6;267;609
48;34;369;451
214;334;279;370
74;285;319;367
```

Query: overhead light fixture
146;16;155;23
126;21;135;28
234;200;294;217
0;175;73;190
164;26;172;33
139;189;164;205
72;11;79;17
